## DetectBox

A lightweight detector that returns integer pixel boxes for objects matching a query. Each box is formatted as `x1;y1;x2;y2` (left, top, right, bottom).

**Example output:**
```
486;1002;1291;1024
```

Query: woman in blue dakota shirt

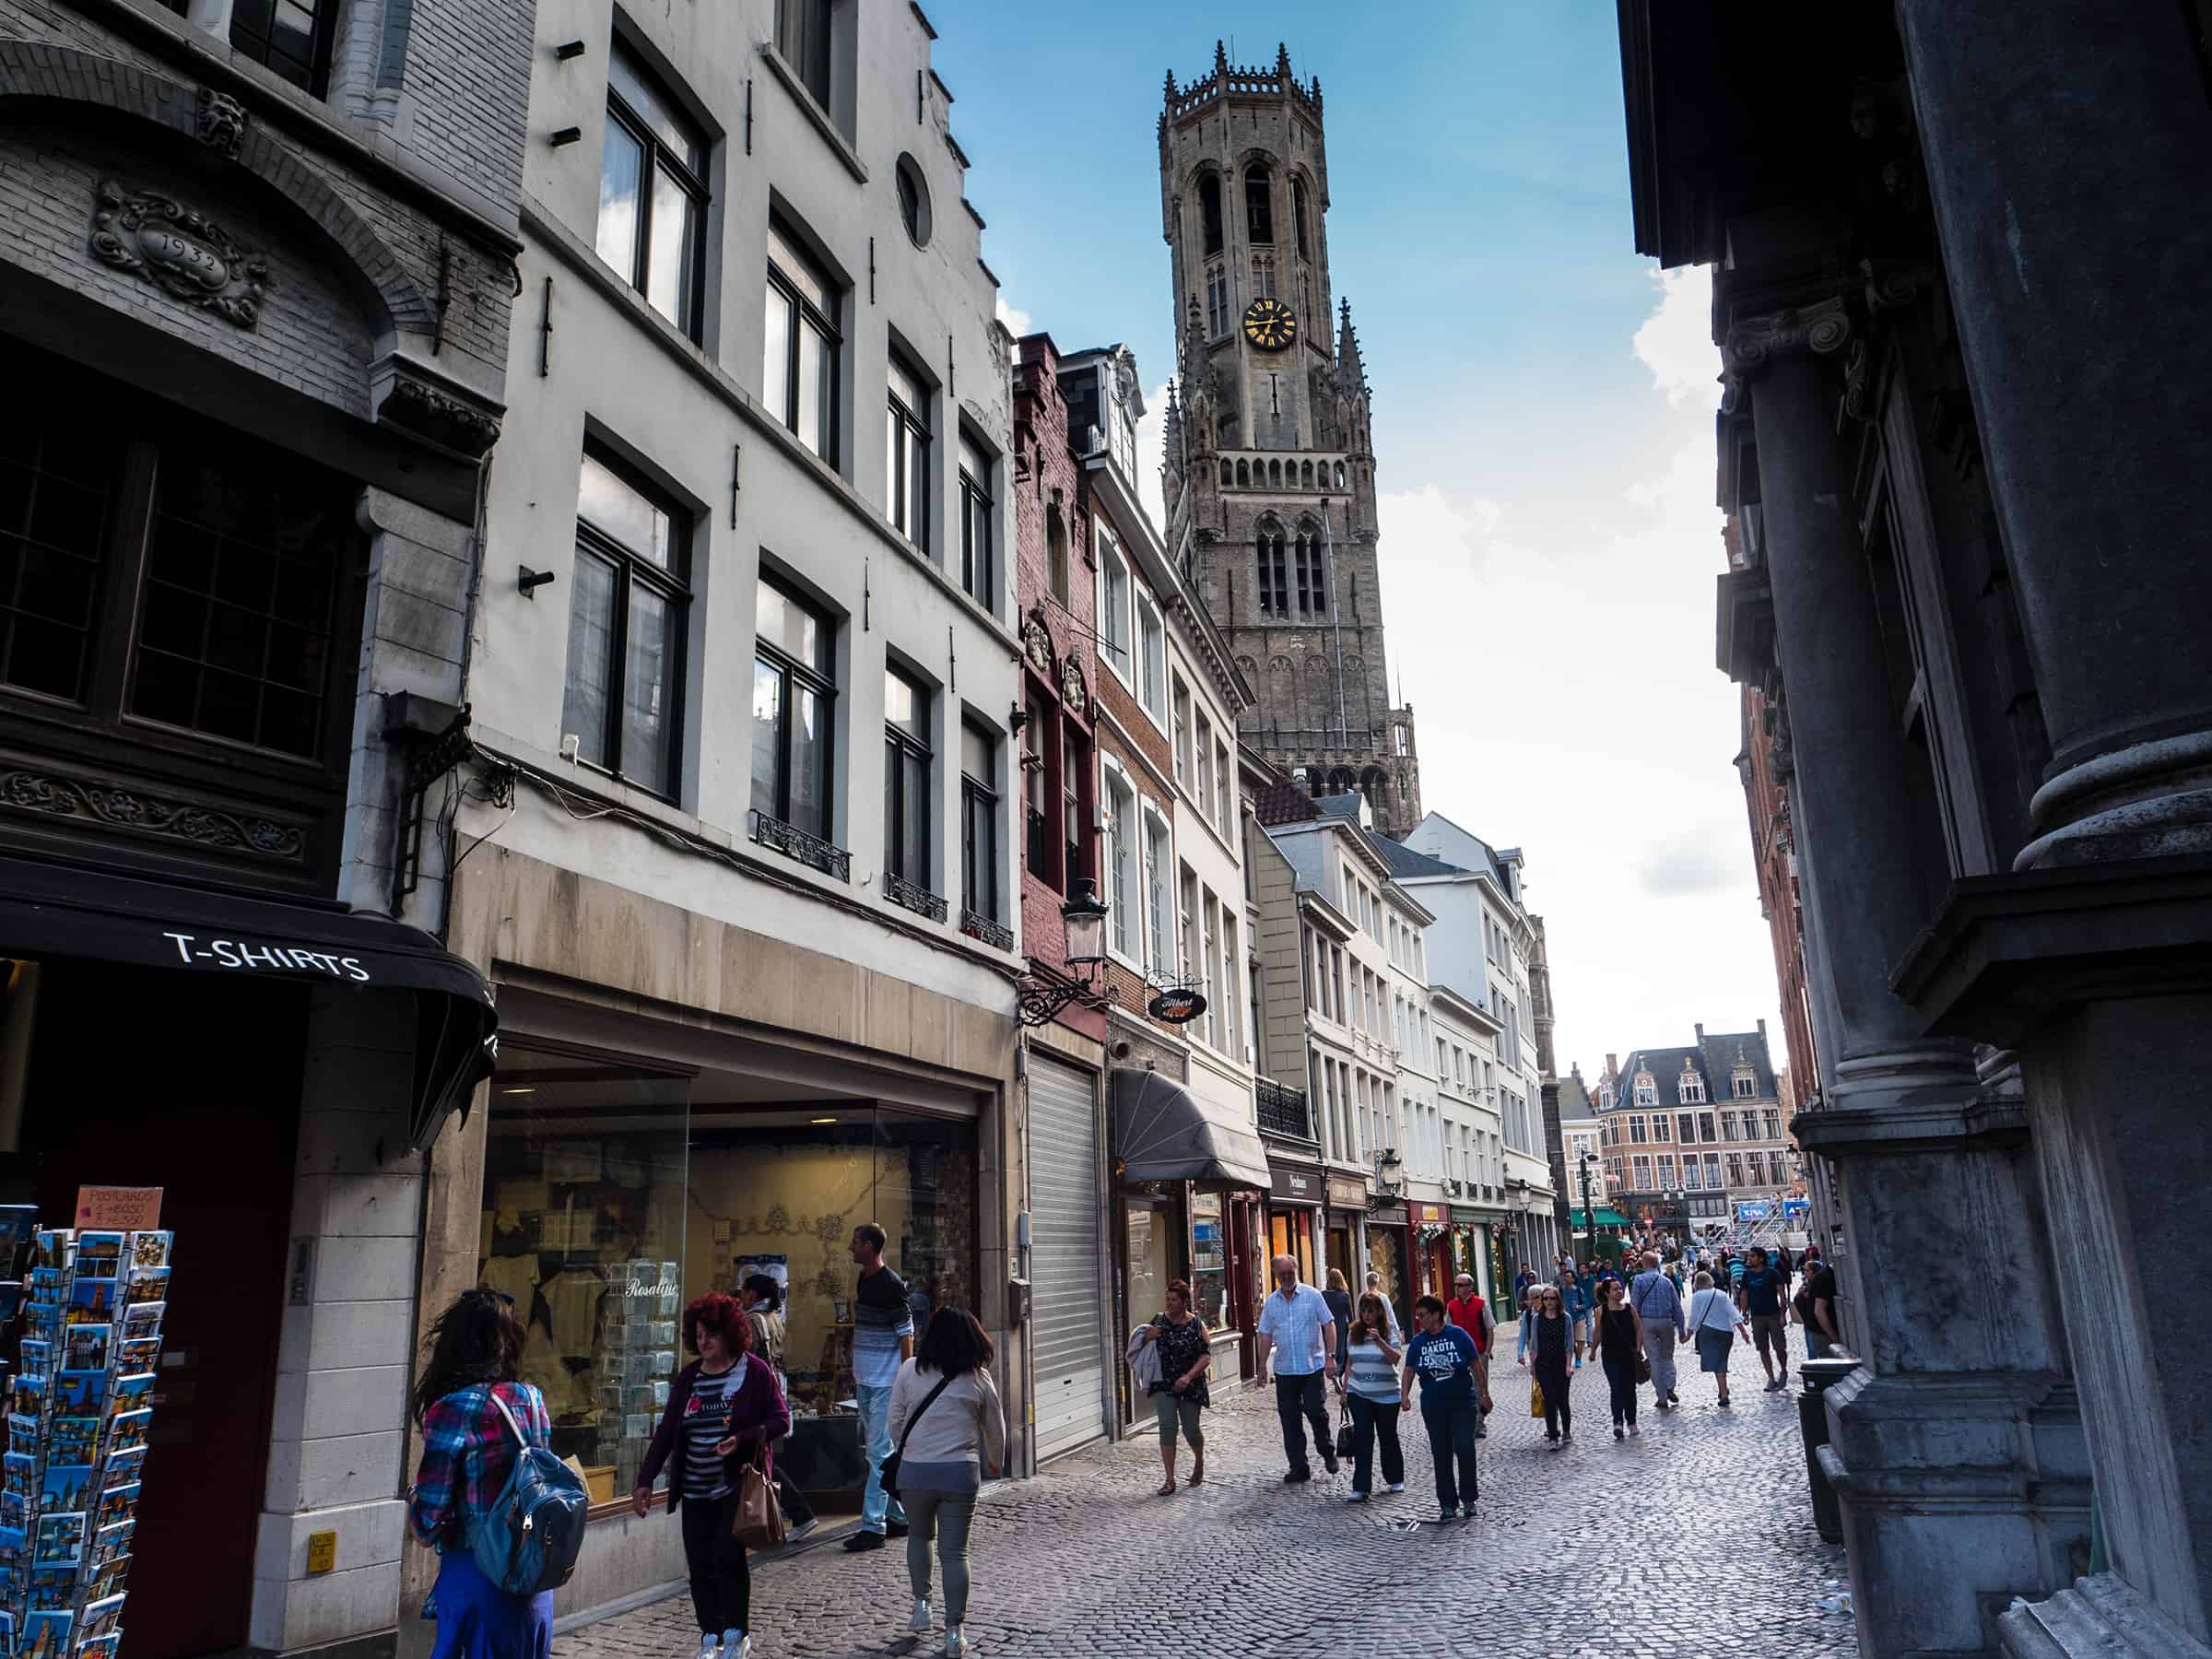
1398;1295;1481;1524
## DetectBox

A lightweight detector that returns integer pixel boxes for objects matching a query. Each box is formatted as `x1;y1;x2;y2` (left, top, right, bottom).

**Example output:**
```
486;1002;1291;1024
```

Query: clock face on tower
1242;297;1297;352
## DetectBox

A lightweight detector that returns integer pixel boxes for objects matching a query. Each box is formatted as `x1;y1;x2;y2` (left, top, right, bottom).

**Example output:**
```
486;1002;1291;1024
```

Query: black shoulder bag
880;1371;955;1502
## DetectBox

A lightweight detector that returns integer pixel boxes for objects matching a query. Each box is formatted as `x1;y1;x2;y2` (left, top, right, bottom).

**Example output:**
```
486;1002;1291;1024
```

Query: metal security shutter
1028;1054;1106;1461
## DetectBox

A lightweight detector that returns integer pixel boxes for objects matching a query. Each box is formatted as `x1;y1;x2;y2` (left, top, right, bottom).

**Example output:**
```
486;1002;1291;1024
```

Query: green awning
1571;1207;1631;1229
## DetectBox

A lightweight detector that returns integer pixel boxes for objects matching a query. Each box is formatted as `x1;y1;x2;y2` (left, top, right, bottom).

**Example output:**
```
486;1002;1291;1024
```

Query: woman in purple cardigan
633;1292;792;1659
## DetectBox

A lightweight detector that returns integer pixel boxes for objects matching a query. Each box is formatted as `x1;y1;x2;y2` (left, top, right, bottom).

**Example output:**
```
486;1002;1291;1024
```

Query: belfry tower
1159;42;1422;837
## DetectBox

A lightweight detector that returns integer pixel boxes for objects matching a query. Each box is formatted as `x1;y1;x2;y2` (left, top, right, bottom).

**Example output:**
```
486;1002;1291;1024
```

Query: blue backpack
471;1385;589;1596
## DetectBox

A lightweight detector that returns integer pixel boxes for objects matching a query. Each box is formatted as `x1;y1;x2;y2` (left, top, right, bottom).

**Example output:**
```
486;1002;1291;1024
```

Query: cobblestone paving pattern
561;1328;1854;1659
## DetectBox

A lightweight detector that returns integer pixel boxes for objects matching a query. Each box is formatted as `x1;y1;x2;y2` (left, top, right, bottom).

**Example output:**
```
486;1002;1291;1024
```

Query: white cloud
994;294;1033;339
1631;265;1722;410
1134;381;1171;534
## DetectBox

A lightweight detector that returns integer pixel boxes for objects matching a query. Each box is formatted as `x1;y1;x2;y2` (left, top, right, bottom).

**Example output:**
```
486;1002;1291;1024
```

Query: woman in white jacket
888;1307;1007;1659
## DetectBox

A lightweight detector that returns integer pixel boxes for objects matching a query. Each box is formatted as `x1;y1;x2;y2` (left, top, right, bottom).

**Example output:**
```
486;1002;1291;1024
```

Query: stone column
1895;0;2212;871
1728;286;2089;1655
1888;5;2212;1646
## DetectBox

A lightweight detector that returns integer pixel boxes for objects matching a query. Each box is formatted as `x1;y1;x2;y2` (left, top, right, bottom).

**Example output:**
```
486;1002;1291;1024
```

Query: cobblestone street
560;1333;1853;1659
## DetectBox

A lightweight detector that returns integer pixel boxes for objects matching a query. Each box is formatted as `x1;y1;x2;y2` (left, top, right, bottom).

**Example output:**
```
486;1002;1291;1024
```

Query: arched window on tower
1244;162;1274;244
1361;768;1388;807
1307;768;1324;799
1300;460;1314;488
1218;460;1232;488
1256;525;1288;618
1268;459;1283;488
1334;461;1347;489
1235;459;1250;488
1292;175;1311;258
1198;171;1224;257
1293;525;1325;618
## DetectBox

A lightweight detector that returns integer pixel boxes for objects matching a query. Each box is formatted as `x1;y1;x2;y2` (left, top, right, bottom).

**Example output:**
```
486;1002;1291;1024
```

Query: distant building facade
1594;1024;1794;1240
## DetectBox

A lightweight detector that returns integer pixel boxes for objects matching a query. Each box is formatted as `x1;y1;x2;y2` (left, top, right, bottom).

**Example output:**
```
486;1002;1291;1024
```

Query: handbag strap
895;1371;958;1463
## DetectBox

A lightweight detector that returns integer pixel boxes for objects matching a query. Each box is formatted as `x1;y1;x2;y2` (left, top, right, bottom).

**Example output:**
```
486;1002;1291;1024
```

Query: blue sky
934;3;1788;1080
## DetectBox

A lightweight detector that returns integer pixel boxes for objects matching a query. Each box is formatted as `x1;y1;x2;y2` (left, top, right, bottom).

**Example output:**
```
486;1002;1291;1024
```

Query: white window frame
1140;799;1174;977
1096;522;1133;685
1100;757;1139;966
1135;591;1167;727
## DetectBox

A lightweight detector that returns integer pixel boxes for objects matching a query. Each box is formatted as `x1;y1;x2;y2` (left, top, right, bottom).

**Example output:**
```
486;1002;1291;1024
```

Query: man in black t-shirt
1735;1247;1790;1390
1795;1248;1841;1359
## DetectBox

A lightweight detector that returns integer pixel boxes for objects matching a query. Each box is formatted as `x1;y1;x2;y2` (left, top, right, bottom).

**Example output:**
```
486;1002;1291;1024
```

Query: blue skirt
427;1551;554;1659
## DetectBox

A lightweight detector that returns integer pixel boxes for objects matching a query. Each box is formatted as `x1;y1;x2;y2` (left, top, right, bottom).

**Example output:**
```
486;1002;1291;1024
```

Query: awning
0;850;497;1149
1111;1067;1270;1190
1572;1206;1632;1229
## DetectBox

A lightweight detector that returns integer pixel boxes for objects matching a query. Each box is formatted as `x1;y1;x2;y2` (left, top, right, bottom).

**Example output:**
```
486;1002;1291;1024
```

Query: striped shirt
1345;1336;1401;1403
853;1267;915;1390
680;1360;746;1500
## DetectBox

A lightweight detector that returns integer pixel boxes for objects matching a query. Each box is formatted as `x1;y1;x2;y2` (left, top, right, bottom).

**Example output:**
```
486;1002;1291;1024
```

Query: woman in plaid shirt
406;1288;556;1657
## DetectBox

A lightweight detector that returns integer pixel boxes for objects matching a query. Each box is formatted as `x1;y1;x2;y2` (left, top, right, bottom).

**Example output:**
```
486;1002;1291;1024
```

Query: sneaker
1283;1467;1312;1484
1613;1427;1623;1441
1460;1501;1477;1518
1383;1482;1406;1494
945;1629;966;1658
786;1516;819;1542
843;1529;886;1552
1767;1379;1786;1393
1668;1391;1681;1405
1322;1453;1340;1476
1346;1491;1370;1503
1630;1423;1640;1436
886;1518;911;1538
697;1637;719;1659
912;1597;933;1635
1474;1426;1488;1440
1434;1506;1458;1524
723;1635;750;1659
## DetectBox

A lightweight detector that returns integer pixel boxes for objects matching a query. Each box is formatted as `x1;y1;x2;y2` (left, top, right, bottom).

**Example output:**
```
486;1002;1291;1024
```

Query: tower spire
1337;297;1367;390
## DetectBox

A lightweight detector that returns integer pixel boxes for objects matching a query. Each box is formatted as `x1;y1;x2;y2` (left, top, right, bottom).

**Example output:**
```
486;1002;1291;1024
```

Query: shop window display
1187;1193;1228;1329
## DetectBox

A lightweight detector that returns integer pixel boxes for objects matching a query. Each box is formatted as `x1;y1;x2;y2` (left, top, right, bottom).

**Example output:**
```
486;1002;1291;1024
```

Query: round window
895;153;932;248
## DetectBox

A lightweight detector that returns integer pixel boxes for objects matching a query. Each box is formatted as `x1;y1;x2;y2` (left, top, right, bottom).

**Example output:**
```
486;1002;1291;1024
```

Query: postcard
24;1300;58;1344
88;1519;130;1567
63;1279;114;1326
94;1482;135;1528
71;1234;121;1280
99;1446;142;1488
0;1522;21;1571
125;1231;171;1272
47;1417;95;1468
4;1451;33;1502
117;1338;159;1374
26;1560;74;1609
10;1372;41;1418
17;1340;47;1378
53;1370;105;1413
104;1374;151;1419
76;1594;123;1640
61;1325;107;1374
38;1464;91;1513
28;1231;69;1273
27;1267;64;1294
120;1269;165;1311
84;1549;127;1600
0;1203;35;1270
118;1304;159;1344
104;1411;148;1455
32;1510;84;1565
76;1635;120;1659
21;1609;72;1655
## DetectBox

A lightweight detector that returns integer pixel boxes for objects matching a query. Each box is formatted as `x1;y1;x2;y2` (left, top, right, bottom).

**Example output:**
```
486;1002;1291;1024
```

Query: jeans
1273;1371;1331;1474
1602;1354;1639;1427
1421;1401;1479;1510
679;1493;749;1635
1641;1321;1680;1401
856;1381;906;1534
1152;1391;1204;1449
1806;1327;1835;1361
901;1488;975;1625
1347;1393;1404;1494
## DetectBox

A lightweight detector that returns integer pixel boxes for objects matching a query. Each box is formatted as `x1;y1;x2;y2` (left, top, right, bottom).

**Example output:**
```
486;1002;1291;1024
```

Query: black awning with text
0;851;496;1148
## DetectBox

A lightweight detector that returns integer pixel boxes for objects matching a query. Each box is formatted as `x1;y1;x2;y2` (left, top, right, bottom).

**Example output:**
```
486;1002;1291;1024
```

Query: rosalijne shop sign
161;932;371;981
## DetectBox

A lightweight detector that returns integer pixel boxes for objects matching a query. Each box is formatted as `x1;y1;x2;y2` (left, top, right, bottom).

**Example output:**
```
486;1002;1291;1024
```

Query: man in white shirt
1253;1254;1338;1483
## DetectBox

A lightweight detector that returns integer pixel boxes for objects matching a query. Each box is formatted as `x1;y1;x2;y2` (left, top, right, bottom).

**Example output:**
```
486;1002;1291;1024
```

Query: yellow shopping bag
1530;1378;1547;1418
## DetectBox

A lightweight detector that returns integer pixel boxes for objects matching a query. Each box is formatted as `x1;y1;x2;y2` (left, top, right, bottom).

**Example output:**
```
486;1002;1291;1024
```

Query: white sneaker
722;1633;749;1659
697;1636;719;1659
1383;1481;1406;1493
912;1597;933;1635
945;1628;967;1657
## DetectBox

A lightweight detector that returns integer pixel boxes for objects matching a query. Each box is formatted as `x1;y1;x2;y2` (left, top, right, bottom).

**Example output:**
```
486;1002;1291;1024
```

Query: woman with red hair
635;1291;791;1659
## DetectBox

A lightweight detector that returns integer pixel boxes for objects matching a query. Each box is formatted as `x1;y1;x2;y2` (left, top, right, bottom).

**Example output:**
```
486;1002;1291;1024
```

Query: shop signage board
1325;1176;1367;1211
71;1191;161;1232
1269;1165;1321;1205
304;1531;335;1576
1412;1203;1448;1226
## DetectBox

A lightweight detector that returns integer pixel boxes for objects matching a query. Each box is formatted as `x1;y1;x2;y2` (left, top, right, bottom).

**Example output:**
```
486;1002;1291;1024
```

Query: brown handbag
730;1445;785;1549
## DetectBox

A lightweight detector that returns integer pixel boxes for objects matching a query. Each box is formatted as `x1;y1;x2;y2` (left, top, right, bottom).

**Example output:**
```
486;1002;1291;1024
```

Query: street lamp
1016;878;1119;1025
1577;1151;1598;1264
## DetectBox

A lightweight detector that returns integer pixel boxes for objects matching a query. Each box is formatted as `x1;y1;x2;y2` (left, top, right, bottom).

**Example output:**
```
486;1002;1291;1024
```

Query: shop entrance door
24;962;302;1659
1027;1055;1107;1462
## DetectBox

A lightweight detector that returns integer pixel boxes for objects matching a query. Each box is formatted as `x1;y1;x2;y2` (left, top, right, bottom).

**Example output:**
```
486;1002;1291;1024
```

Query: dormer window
1677;1069;1706;1105
1732;1067;1758;1099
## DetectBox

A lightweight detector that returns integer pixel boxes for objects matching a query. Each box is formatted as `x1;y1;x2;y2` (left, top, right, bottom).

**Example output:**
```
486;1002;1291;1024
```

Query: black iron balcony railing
883;870;947;923
960;909;1014;951
747;809;850;882
1255;1077;1313;1142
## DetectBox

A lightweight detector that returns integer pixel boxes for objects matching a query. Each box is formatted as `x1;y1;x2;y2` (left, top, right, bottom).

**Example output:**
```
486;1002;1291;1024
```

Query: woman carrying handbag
633;1293;792;1659
1687;1270;1748;1407
887;1307;1006;1659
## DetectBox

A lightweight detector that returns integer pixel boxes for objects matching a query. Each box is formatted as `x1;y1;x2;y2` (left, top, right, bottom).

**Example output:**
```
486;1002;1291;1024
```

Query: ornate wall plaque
89;179;266;329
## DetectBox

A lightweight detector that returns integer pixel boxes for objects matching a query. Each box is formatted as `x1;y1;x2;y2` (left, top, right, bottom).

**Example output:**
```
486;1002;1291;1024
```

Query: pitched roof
1602;1030;1780;1110
1372;837;1463;879
1252;782;1321;827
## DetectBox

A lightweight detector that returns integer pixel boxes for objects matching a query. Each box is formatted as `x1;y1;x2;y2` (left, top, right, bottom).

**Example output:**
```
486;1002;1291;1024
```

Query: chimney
1694;1022;1704;1041
1758;1018;1768;1041
1606;1052;1618;1076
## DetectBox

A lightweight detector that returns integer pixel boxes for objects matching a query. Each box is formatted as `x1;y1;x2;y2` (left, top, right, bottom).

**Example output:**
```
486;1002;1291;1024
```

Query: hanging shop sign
1146;986;1206;1024
72;1190;162;1232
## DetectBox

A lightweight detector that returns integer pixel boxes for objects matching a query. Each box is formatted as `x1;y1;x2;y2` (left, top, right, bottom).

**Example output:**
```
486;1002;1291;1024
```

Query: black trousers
1602;1354;1639;1426
1347;1394;1404;1494
1535;1360;1572;1440
1421;1401;1479;1509
775;1462;814;1526
679;1493;750;1634
1274;1371;1331;1473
